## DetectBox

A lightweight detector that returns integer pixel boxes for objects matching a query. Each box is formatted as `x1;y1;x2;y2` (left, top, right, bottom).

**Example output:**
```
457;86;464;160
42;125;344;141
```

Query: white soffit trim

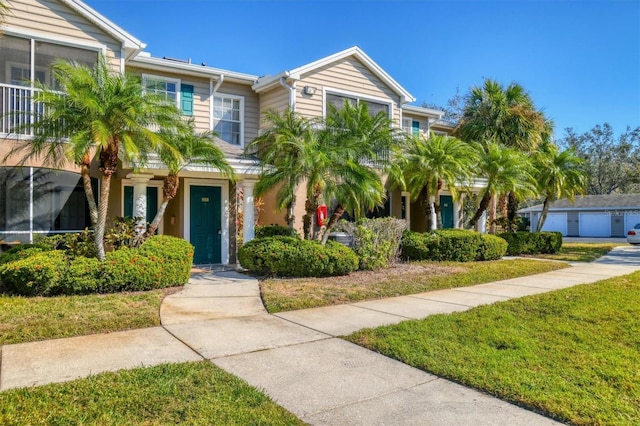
253;46;415;103
402;105;444;119
59;0;146;50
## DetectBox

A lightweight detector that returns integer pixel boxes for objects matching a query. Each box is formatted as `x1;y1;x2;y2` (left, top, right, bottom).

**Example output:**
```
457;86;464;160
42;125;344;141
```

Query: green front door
190;185;221;264
440;195;454;229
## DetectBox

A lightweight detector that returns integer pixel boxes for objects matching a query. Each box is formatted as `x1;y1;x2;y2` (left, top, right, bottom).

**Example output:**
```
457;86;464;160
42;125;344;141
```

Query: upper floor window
142;74;179;104
402;118;421;136
325;92;391;118
213;94;243;146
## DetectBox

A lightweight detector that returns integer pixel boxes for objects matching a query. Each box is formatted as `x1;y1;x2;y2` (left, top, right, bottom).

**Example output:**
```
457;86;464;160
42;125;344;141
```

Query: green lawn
261;259;568;312
0;288;176;345
346;272;640;425
529;242;623;262
0;361;303;425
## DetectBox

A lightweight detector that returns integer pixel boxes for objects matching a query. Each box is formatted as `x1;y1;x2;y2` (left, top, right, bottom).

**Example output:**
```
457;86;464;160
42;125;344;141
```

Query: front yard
346;271;640;424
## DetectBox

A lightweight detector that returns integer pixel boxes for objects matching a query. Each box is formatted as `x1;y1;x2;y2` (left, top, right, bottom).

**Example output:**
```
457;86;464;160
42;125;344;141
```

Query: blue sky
86;0;640;139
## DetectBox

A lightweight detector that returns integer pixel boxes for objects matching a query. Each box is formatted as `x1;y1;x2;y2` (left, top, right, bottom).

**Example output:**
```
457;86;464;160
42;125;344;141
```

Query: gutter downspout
210;74;225;131
279;76;296;111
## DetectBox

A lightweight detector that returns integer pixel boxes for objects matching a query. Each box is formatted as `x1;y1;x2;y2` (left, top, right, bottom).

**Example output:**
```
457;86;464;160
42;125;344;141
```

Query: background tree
397;132;474;230
533;143;586;231
6;56;184;260
560;123;640;194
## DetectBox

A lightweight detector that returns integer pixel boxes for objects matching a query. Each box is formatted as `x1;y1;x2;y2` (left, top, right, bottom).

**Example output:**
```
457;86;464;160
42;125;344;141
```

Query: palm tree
146;120;236;237
6;55;184;260
457;78;551;230
468;142;537;231
317;100;397;243
534;144;586;231
398;132;475;230
456;79;549;152
246;109;315;229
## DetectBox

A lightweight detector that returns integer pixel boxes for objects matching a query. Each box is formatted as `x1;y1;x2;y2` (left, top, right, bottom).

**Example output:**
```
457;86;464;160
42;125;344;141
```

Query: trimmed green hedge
401;229;507;262
255;225;299;239
0;235;194;296
238;236;358;277
497;231;563;255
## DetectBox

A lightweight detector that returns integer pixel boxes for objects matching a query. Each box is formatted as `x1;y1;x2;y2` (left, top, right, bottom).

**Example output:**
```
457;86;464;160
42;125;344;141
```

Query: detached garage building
519;194;640;237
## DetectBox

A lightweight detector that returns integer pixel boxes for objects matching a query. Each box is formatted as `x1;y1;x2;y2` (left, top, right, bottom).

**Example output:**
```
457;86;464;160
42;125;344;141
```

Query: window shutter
124;186;133;218
412;120;420;135
181;84;194;116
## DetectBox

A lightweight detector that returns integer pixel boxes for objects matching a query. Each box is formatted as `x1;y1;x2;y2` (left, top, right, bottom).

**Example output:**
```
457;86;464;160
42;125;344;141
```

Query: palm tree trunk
95;173;111;261
469;192;491;228
285;197;296;229
434;190;442;229
499;193;508;218
147;173;179;236
489;195;498;234
536;197;551;232
423;187;435;231
303;198;314;240
320;204;345;245
507;192;518;227
81;164;98;227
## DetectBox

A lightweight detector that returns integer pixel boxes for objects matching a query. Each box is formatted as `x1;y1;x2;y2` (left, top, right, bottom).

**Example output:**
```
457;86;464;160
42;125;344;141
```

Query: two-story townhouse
0;0;486;266
252;47;485;234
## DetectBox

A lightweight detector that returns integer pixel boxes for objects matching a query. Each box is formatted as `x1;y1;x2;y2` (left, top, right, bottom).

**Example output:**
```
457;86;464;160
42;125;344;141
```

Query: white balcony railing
0;83;45;136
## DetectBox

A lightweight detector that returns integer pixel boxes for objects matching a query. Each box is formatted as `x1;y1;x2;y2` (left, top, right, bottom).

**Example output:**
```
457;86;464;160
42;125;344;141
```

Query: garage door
579;213;611;237
624;213;640;234
540;213;567;236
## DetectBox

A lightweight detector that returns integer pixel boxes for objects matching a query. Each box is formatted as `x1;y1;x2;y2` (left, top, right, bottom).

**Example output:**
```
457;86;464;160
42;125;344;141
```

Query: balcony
0;83;46;137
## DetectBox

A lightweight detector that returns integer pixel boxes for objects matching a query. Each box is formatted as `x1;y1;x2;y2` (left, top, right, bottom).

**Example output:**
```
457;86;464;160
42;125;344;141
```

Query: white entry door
579;213;611;237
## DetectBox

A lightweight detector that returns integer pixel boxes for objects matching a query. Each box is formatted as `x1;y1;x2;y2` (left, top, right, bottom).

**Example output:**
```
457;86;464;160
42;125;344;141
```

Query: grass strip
0;288;176;345
346;273;640;425
0;361;303;425
261;259;567;313
528;242;622;262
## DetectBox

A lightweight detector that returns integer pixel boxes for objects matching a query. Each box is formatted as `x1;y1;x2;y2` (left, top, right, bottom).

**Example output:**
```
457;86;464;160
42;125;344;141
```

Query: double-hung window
213;94;243;146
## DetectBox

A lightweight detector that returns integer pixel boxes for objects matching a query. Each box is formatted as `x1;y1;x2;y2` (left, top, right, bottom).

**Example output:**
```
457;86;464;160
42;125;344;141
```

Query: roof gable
253;46;415;103
58;0;145;50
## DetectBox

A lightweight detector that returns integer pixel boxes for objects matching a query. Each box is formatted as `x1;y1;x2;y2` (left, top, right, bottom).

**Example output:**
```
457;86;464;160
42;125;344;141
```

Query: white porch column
429;196;437;230
127;173;154;234
242;180;256;243
453;193;464;229
478;210;488;234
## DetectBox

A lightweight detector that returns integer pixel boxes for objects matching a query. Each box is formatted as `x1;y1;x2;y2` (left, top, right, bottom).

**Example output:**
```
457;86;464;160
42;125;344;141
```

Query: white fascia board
129;55;258;83
59;0;145;50
252;71;290;93
252;47;415;102
402;105;444;119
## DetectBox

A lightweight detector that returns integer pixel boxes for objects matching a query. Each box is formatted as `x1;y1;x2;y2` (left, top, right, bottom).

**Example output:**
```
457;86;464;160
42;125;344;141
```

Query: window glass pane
213;95;242;145
0;168;30;240
143;77;178;105
0;35;31;86
366;101;389;117
31;169;92;232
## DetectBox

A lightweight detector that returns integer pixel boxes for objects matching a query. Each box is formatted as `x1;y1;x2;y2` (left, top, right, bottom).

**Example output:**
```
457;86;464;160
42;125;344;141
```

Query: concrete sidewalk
2;246;639;425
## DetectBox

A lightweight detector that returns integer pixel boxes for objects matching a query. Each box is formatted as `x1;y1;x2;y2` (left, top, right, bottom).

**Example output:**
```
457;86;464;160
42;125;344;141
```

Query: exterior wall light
303;86;317;95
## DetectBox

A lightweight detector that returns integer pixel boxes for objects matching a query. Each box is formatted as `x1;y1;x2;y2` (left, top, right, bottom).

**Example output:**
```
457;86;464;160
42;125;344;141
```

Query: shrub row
238;236;358;277
255;225;299;239
497;231;563;255
0;235;194;296
401;229;507;262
